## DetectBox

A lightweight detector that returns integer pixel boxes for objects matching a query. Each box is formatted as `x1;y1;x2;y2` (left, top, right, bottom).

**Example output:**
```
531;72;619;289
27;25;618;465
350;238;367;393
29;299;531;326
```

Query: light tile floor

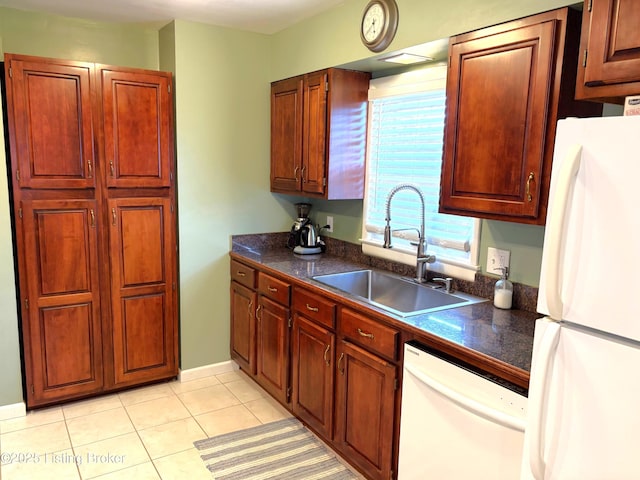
0;369;296;480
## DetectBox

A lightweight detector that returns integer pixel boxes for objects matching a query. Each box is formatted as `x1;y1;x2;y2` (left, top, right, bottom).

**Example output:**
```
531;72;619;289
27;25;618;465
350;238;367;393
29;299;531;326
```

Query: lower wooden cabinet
230;260;399;480
108;198;177;386
291;313;335;439
20;199;105;405
256;294;291;405
334;340;397;480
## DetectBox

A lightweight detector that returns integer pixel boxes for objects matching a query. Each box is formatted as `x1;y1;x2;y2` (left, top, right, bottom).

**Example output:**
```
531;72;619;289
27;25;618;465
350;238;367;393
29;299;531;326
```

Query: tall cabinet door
302;71;327;196
20;199;103;406
100;68;173;188
270;76;303;193
108;197;177;386
4;57;96;189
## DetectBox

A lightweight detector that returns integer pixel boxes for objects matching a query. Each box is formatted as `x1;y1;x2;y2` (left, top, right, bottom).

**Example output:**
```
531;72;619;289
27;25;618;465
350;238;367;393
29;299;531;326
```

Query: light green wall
170;20;293;369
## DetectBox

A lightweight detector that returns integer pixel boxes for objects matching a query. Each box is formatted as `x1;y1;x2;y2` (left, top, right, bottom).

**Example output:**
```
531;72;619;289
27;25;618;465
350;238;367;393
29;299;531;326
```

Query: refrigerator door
538;116;640;341
522;318;640;480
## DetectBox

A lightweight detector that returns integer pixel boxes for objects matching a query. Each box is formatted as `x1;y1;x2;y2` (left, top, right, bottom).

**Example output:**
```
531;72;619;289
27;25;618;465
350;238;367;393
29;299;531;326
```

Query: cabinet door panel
585;0;640;85
21;199;103;406
231;281;257;375
101;68;173;188
441;21;556;219
109;197;177;385
256;295;290;405
271;77;303;193
5;58;95;189
292;314;334;438
302;71;327;195
335;341;395;480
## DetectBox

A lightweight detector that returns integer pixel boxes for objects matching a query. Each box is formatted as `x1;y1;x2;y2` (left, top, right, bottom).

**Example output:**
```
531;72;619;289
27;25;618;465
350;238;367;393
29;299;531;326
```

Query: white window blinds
362;66;480;280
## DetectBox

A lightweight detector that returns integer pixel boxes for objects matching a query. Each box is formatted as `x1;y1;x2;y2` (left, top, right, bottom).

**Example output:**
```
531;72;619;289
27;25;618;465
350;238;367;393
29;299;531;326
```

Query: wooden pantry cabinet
440;7;602;224
270;68;370;199
4;54;178;408
575;0;640;102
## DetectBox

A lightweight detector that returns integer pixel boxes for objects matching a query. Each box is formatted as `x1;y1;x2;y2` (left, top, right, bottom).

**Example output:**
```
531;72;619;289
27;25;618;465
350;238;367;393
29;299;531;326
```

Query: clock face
360;0;398;52
362;3;385;43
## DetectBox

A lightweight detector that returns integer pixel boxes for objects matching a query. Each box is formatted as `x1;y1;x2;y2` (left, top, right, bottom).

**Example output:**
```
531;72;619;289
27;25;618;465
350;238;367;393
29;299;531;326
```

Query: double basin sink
312;269;487;317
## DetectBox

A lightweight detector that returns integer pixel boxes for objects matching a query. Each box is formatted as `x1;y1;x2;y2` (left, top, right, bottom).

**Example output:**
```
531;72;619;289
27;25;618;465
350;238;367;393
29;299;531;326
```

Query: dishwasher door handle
404;362;526;432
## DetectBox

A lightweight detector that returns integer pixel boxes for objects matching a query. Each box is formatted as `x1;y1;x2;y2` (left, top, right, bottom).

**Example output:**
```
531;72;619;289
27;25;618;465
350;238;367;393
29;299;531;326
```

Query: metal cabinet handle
247;301;253;316
87;159;93;178
306;303;319;312
256;304;262;321
268;286;278;293
526;172;535;202
111;207;117;226
301;165;306;183
357;328;375;340
338;352;344;375
110;160;115;177
236;271;246;277
323;344;331;366
294;166;299;182
90;209;95;228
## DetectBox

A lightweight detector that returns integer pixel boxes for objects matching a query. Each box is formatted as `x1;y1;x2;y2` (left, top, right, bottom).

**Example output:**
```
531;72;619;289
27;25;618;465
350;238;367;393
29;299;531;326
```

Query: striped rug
193;417;359;480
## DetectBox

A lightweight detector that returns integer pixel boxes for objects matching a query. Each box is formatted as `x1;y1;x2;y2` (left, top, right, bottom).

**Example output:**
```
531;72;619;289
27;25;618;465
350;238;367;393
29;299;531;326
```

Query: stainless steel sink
312;269;487;317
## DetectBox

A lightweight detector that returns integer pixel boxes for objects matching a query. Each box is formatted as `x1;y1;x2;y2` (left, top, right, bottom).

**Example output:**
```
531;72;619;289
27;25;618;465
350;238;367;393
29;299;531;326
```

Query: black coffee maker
287;203;312;249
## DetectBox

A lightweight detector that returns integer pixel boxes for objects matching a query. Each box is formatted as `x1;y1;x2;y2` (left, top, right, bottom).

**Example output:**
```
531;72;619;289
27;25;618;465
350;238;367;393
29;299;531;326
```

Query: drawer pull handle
338;352;344;375
306;304;319;312
357;328;375;340
256;304;262;321
237;271;246;277
268;286;278;293
323;344;331;366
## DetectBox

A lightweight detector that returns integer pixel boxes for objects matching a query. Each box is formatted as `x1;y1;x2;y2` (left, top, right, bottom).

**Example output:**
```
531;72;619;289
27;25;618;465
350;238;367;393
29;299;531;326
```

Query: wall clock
360;0;399;53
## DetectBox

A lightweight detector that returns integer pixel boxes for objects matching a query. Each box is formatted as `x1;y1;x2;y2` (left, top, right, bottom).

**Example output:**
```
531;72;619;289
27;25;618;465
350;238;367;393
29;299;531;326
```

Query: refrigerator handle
543;144;583;321
527;321;561;480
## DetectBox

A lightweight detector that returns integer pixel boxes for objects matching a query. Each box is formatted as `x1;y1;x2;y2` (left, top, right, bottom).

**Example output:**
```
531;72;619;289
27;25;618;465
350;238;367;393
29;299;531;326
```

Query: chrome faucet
383;183;435;283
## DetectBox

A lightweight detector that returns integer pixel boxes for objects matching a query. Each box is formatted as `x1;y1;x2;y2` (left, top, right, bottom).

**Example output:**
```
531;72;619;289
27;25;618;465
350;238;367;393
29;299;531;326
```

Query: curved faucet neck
384;183;426;252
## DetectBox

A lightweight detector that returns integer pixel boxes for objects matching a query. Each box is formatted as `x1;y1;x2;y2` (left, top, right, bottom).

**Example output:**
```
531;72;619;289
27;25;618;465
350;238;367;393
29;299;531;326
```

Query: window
361;65;480;281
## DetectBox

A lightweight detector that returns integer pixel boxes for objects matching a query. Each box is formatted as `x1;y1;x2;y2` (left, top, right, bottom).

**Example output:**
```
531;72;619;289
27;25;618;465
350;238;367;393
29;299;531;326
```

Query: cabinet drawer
258;272;291;305
292;287;336;330
340;308;399;361
230;259;256;289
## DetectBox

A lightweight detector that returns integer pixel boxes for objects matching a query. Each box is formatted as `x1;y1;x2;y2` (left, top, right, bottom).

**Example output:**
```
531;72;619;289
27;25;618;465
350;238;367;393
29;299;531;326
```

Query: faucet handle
433;277;453;293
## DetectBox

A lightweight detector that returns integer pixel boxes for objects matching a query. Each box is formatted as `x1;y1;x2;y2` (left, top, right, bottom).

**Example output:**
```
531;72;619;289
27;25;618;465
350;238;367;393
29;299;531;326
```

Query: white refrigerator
521;116;640;480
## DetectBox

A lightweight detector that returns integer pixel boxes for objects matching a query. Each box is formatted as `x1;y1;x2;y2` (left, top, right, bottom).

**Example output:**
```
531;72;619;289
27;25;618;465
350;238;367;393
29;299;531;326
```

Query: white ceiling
0;0;346;34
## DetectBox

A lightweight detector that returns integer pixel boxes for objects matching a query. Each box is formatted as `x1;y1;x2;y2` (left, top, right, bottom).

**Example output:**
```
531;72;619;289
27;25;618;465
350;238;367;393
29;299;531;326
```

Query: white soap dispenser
493;266;513;309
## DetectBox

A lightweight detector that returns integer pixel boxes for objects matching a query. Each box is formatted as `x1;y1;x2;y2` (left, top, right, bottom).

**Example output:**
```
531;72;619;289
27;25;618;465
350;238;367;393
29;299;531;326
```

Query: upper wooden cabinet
101;67;174;188
575;0;640;102
5;58;96;189
440;8;602;225
270;68;370;200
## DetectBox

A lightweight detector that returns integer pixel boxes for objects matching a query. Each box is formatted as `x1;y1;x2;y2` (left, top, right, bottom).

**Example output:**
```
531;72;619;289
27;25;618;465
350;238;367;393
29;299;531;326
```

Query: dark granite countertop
230;233;537;390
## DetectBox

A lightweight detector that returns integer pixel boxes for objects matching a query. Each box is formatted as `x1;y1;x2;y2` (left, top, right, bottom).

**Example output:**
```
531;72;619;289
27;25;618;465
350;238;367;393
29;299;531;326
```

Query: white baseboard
0;401;27;420
178;360;239;383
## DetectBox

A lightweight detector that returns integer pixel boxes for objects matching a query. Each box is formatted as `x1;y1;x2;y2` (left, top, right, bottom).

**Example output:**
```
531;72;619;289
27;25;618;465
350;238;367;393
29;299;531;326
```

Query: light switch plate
487;247;510;275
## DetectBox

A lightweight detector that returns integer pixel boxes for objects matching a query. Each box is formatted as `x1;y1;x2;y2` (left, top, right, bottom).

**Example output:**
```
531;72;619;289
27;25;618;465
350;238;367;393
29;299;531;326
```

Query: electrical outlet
487;247;510;275
326;216;334;233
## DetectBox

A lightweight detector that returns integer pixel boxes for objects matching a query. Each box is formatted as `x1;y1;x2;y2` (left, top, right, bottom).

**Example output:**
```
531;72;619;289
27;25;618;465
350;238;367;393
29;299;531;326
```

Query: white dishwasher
398;341;527;480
